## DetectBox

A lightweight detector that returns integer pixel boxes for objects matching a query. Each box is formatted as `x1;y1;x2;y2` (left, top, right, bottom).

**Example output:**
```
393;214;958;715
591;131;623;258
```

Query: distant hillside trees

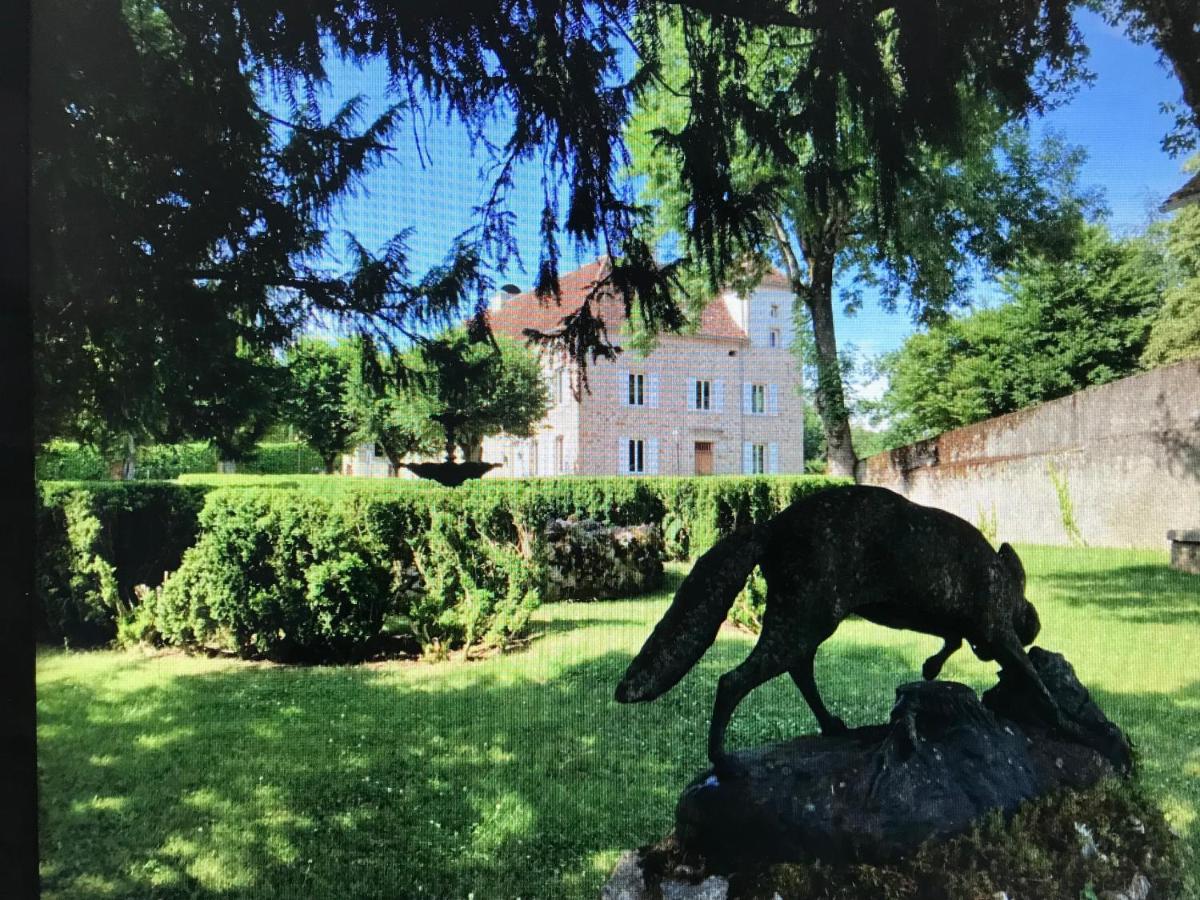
1142;167;1200;367
873;224;1167;444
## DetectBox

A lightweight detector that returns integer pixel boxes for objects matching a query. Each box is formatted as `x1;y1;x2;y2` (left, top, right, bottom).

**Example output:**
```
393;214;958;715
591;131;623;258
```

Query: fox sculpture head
998;541;1041;646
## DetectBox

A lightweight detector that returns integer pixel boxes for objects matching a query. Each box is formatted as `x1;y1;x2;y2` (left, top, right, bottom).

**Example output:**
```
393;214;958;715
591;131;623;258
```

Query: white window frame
752;443;766;474
751;383;766;415
693;378;712;411
628;438;645;474
628;372;645;407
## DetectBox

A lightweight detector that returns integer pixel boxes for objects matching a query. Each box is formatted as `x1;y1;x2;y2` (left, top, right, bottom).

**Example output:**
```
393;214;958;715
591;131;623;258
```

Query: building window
373;443;384;458
627;439;645;474
752;443;766;474
751;383;766;414
769;329;780;348
694;379;711;410
770;304;779;318
628;372;645;406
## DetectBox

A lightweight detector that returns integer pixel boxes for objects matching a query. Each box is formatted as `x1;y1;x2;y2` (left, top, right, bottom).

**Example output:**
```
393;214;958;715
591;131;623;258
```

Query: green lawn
37;546;1200;898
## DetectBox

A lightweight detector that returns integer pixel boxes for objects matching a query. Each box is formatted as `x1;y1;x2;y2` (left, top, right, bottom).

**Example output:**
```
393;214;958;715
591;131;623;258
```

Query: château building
344;257;804;477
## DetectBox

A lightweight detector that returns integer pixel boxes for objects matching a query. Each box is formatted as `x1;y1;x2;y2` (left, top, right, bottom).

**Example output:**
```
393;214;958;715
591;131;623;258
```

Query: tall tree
874;224;1165;442
629;18;1098;476
34;1;1199;460
1143;162;1200;366
280;339;356;473
342;337;443;472
408;330;549;464
32;0;485;458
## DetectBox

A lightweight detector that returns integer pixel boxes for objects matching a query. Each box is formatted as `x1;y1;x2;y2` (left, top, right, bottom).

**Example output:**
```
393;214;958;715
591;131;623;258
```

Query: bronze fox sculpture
615;485;1051;777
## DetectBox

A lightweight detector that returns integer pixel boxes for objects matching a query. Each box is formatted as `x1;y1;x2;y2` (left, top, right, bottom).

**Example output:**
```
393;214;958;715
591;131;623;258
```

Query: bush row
36;440;326;481
37;474;850;659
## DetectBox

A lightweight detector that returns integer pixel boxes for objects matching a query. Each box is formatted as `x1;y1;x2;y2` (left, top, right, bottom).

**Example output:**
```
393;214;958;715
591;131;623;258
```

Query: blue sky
295;10;1189;369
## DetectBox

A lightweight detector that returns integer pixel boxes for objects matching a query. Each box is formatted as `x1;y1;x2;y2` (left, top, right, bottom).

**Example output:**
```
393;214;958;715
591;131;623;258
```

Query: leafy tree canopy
280;339;357;473
33;0;1199;458
627;13;1100;474
406;330;550;464
1142;159;1200;366
342;337;443;471
873;223;1166;443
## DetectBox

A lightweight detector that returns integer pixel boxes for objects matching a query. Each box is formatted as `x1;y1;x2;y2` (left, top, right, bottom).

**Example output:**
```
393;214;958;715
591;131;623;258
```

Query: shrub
36;440;329;482
36;483;208;645
137;443;219;479
730;566;768;633
403;504;542;657
155;490;393;661
36;473;849;657
242;442;326;475
35;441;109;481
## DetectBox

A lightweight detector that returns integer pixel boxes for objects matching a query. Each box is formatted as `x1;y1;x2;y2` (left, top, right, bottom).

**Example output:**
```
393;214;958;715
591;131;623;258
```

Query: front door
694;441;714;476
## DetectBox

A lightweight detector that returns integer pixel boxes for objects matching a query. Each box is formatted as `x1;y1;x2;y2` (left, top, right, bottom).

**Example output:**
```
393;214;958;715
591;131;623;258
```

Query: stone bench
1167;530;1200;574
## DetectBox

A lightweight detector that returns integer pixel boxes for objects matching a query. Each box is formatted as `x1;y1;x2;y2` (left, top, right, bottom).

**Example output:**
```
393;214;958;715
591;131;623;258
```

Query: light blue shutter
619;436;629;474
768;443;779;474
647;438;659;474
714;379;724;411
768;384;779;415
742;442;754;474
742;382;753;414
688;377;698;410
619;370;630;406
648;373;660;408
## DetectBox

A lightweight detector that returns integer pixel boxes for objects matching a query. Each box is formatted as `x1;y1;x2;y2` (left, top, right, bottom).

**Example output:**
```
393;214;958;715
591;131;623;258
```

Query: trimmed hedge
152;491;394;661
36;482;208;645
36;474;849;659
36;440;327;481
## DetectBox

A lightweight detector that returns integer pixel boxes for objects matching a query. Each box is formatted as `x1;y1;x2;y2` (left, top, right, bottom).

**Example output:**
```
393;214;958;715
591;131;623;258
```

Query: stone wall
861;359;1200;549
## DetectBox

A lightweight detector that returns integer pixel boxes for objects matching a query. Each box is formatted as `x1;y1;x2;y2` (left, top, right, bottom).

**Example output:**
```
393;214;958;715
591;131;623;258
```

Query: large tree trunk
323;454;337;475
379;441;405;476
1140;1;1200;131
462;439;484;463
770;210;859;481
806;256;859;481
119;433;137;481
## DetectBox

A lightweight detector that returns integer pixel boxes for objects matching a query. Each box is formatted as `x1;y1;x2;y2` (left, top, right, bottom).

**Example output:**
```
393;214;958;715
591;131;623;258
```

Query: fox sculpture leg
707;611;840;777
922;635;963;680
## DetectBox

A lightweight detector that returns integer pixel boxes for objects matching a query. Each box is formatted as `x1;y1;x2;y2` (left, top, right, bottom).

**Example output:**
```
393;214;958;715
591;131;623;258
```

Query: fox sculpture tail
615;524;768;704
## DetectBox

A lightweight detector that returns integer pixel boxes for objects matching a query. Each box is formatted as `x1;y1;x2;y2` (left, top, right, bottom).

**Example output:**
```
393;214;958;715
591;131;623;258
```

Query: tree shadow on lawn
37;635;1199;899
1038;561;1200;626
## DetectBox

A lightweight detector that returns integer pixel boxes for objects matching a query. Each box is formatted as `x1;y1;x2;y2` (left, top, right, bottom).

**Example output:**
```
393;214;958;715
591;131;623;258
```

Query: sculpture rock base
676;650;1130;870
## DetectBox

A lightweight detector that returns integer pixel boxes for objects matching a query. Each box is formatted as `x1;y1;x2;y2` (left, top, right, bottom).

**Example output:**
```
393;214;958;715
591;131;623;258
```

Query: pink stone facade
344;259;806;478
483;264;805;477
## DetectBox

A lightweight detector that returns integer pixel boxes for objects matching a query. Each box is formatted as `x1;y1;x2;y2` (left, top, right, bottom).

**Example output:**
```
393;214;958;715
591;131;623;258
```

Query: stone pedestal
602;650;1161;899
674;653;1129;871
1167;529;1200;574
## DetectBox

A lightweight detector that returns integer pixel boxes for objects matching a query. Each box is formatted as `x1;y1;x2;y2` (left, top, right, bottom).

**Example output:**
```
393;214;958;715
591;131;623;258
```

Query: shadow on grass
37;633;1199;899
1038;561;1200;626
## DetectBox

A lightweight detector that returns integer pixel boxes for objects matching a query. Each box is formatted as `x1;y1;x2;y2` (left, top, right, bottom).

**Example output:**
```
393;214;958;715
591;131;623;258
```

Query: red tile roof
485;258;747;342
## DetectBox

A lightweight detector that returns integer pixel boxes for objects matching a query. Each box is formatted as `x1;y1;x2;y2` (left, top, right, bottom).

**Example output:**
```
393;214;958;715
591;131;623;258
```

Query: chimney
489;283;522;311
